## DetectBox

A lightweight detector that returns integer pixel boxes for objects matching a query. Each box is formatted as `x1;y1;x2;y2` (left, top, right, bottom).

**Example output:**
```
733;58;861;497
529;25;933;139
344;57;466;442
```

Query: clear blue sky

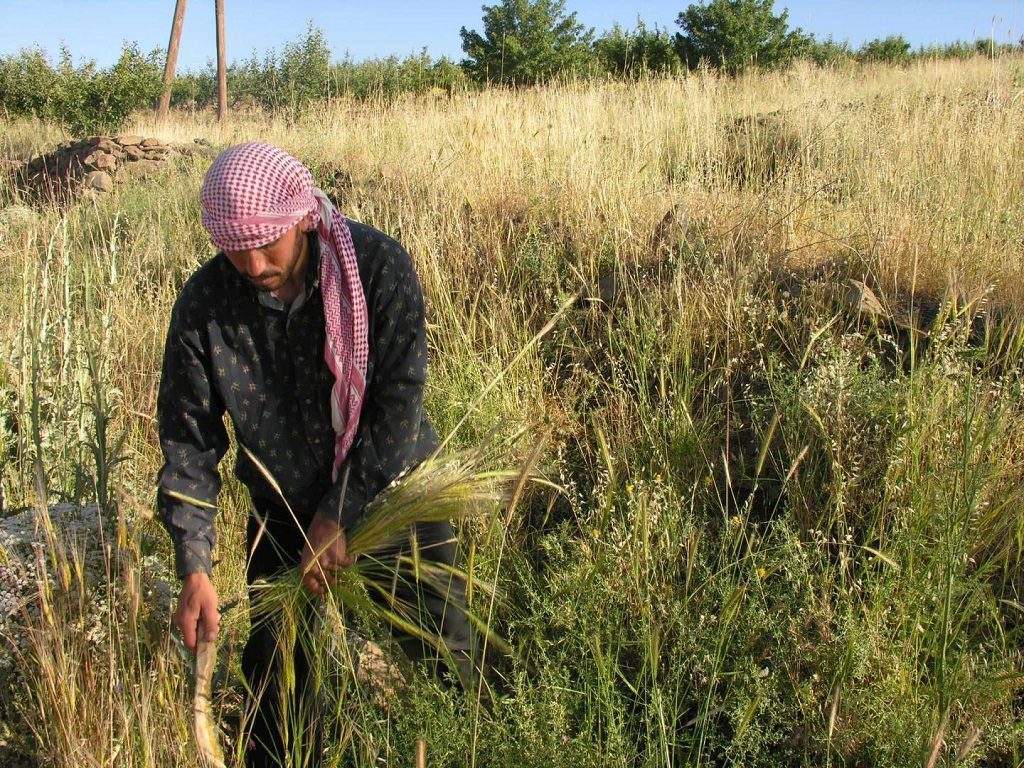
0;1;1020;70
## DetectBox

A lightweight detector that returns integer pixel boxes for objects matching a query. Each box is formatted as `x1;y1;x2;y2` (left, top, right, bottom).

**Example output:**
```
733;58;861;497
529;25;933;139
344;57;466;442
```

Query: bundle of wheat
193;445;538;766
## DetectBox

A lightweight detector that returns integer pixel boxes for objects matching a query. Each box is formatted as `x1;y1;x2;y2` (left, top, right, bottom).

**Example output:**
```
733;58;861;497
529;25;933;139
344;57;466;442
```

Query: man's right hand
174;572;220;654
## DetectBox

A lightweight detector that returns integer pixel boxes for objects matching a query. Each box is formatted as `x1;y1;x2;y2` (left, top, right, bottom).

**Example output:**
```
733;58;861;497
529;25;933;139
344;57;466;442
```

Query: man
156;142;469;767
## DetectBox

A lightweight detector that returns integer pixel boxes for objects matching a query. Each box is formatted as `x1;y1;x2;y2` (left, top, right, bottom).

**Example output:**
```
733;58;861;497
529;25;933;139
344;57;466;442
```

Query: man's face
224;217;310;295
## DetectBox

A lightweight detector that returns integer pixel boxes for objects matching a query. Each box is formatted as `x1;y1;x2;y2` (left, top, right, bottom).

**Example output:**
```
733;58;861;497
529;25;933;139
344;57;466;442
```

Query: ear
299;213;315;232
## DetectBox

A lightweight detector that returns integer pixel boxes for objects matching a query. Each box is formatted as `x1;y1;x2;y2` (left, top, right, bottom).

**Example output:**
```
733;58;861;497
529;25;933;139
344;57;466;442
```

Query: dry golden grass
117;57;1024;305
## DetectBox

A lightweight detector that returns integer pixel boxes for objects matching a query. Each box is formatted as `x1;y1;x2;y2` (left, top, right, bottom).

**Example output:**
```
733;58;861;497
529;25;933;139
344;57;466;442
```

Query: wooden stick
215;0;228;122
415;738;427;768
194;639;226;768
157;0;188;122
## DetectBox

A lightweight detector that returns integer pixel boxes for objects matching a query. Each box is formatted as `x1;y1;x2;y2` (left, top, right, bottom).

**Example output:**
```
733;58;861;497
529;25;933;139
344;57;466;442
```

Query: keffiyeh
200;142;368;481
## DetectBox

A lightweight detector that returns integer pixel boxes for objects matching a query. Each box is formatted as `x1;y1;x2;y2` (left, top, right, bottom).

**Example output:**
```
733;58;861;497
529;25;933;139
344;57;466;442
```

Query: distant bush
918;40;981;61
0;43;163;134
228;22;332;116
594;21;682;77
330;51;469;100
916;38;1021;60
171;36;468;111
857;35;912;65
169;65;218;111
459;0;596;85
674;0;814;75
804;36;853;67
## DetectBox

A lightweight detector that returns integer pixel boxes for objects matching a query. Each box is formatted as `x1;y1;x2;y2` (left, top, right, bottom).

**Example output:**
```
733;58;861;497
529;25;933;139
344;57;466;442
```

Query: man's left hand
300;512;355;596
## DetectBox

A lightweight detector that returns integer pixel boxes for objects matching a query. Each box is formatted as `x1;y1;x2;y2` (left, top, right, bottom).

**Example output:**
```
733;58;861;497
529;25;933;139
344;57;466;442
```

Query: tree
459;0;595;85
674;0;811;75
231;23;332;115
804;36;853;68
595;21;682;78
0;42;162;133
856;35;911;65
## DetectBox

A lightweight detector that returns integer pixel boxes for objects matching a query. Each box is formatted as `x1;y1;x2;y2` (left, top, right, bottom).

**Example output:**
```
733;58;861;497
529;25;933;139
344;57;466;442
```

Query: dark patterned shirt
156;221;437;578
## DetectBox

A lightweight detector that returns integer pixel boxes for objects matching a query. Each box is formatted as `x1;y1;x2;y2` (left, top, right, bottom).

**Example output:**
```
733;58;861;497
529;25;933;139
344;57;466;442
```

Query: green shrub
674;0;813;75
459;0;596;85
229;22;332;116
857;35;912;65
169;65;218;111
0;43;162;134
170;36;469;110
804;36;853;67
594;21;682;77
330;51;469;101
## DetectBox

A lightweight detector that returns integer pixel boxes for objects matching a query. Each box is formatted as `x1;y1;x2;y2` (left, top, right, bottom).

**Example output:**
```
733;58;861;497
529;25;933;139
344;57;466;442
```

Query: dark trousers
241;499;473;768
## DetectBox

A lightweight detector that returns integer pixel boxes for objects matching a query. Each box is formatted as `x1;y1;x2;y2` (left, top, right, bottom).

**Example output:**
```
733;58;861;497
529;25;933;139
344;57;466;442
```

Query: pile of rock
0;504;176;658
15;135;175;203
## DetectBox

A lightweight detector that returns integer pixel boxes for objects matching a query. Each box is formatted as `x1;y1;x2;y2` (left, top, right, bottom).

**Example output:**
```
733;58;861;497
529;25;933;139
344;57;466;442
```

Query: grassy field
1;56;1023;766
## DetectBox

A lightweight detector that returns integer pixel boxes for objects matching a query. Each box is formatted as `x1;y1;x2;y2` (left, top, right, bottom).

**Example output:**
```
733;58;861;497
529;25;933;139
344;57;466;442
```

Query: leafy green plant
459;0;596;85
804;36;853;67
674;0;813;74
857;35;912;65
330;50;469;101
594;21;682;78
0;43;162;134
230;22;333;117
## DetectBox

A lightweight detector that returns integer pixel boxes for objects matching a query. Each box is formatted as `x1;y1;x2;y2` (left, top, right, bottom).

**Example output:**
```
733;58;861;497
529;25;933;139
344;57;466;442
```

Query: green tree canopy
594;21;682;77
0;42;162;133
674;0;811;75
459;0;595;85
857;35;912;65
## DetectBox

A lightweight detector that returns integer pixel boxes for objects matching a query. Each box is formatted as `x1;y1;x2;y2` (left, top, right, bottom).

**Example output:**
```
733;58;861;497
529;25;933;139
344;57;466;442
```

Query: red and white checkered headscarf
201;141;368;482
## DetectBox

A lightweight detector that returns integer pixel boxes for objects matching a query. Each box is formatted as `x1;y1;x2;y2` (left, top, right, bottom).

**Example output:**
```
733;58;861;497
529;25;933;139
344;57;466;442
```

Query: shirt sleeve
316;242;429;531
156;294;229;578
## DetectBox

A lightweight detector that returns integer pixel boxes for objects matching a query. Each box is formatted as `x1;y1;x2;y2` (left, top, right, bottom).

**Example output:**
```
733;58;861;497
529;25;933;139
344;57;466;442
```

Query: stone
0;205;39;229
85;170;113;193
53;153;74;173
123;144;145;161
121;159;162;178
1;505;106;628
82;150;105;167
0;503;177;674
594;265;646;308
92;153;117;171
94;138;119;153
82;151;116;171
115;135;143;146
649;202;689;263
140;138;165;148
844;279;887;319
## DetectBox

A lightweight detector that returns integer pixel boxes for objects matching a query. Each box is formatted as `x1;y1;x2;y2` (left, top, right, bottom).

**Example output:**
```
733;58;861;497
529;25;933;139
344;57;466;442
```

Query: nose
241;250;266;277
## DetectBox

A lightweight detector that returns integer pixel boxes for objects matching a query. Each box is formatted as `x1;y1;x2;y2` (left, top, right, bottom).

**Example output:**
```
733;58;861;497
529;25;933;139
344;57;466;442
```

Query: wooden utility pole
215;0;227;122
157;0;188;122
